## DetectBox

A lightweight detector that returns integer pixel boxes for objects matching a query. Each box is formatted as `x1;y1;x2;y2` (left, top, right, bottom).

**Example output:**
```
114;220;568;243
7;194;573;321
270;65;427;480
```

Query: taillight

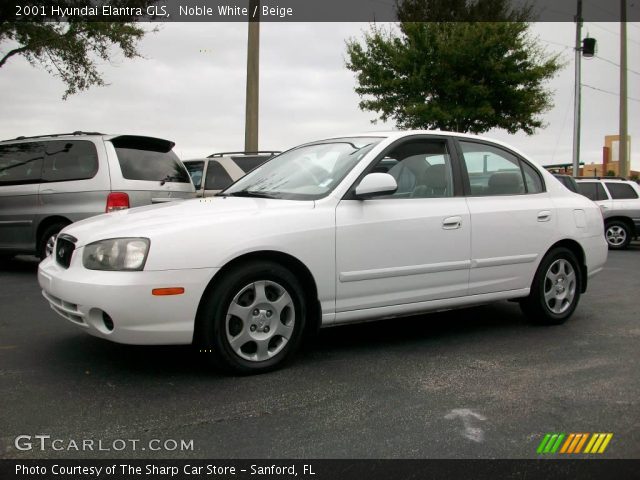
106;192;130;212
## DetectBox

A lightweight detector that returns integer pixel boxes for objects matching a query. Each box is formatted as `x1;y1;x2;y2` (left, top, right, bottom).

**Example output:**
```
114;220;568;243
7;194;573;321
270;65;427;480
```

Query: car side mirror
354;173;398;199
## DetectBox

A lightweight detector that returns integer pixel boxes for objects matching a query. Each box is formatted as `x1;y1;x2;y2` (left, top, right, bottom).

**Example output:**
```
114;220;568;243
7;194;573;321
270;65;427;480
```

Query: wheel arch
543;239;588;293
36;216;72;245
194;250;322;343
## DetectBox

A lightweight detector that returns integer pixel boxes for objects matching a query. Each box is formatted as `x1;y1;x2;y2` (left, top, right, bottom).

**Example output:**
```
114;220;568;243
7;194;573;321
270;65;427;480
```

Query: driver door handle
442;216;462;230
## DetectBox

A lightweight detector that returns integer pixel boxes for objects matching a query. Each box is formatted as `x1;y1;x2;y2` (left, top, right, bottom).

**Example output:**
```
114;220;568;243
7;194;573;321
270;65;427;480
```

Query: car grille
55;236;76;269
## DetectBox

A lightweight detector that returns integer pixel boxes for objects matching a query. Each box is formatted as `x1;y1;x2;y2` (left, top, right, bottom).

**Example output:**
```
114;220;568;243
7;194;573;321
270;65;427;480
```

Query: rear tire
37;222;68;259
604;220;631;250
196;261;307;375
520;247;581;325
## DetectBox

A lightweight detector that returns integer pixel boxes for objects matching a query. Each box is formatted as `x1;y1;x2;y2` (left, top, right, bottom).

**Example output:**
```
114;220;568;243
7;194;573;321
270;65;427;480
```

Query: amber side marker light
152;287;185;296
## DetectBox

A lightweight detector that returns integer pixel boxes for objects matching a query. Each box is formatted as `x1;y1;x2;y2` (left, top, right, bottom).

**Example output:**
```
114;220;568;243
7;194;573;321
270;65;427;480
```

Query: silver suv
0;132;195;259
576;177;640;249
184;151;279;197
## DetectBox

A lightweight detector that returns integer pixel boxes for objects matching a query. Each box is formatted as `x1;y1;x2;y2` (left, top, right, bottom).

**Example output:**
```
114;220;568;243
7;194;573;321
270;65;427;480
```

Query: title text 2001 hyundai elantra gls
38;131;607;373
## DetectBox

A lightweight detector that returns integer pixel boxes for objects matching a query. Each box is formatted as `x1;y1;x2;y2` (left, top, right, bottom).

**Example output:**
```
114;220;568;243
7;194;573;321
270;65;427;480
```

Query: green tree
345;0;563;134
0;2;158;98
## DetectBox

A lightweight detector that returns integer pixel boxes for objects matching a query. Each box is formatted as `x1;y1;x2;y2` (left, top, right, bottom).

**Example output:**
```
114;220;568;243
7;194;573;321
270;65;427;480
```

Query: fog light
102;312;114;331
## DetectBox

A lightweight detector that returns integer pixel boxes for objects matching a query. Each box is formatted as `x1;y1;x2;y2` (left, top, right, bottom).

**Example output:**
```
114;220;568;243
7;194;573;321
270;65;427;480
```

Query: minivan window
577;182;608;201
185;161;205;189
205;161;233;190
42;140;99;183
0;142;44;185
605;182;638;200
111;137;190;183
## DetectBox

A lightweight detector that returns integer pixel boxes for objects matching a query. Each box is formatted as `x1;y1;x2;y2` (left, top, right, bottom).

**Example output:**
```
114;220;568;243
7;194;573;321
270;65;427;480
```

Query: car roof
0;132;174;147
307;130;535;163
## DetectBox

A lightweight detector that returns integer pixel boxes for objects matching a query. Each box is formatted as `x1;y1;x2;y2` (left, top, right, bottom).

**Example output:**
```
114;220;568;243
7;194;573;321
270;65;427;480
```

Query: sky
0;21;638;170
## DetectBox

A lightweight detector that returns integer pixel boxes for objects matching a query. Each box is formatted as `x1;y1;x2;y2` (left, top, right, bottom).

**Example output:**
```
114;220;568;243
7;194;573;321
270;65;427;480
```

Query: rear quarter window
111;136;190;183
605;182;639;199
184;161;205;189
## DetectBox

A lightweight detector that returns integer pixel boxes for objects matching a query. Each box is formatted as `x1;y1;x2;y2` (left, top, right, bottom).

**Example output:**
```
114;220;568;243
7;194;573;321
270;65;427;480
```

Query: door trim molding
339;259;471;283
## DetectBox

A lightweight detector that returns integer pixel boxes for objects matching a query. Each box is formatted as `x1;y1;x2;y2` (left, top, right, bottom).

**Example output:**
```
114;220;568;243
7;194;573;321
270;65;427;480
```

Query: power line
586;22;640;46
593;55;640;76
581;83;640;102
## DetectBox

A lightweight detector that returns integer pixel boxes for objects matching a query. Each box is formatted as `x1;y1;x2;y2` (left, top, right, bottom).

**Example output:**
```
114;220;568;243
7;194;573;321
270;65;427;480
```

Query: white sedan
38;131;607;374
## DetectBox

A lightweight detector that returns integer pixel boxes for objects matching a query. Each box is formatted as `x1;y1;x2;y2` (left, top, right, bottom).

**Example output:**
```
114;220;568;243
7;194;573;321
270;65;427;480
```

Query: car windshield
221;137;384;200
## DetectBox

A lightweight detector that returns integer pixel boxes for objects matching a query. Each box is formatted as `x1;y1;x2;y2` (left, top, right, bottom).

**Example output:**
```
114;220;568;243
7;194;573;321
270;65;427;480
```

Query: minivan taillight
106;192;130;212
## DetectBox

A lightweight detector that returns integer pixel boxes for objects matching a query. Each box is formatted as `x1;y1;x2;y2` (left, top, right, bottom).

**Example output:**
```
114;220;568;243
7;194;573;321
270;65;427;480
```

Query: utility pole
244;0;260;152
572;0;583;178
619;0;629;178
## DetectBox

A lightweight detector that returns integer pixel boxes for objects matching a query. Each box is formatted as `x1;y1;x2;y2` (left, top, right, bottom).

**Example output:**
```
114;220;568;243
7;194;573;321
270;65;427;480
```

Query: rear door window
0;142;44;185
185;161;205;189
42;140;99;182
205;161;233;190
605;182;639;199
111;136;190;183
577;182;608;201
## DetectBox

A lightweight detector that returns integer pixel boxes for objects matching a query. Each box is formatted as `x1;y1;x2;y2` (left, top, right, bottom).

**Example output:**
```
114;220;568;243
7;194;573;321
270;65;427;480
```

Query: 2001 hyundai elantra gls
38;131;607;374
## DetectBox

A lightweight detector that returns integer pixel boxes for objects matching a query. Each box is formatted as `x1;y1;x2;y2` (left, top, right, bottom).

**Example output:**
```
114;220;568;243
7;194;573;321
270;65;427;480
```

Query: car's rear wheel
520;247;581;325
604;220;631;250
196;261;306;374
38;222;69;259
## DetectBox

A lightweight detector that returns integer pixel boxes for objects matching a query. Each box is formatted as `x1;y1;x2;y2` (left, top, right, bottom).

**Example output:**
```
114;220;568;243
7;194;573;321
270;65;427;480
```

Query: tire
520;247;582;325
604;220;632;250
37;222;68;259
196;261;307;375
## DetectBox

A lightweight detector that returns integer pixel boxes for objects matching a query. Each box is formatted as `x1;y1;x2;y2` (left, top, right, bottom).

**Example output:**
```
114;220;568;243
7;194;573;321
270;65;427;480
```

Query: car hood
62;197;315;248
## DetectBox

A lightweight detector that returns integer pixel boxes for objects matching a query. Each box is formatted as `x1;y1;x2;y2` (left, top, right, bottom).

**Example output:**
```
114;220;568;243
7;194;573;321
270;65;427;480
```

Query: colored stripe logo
537;433;613;454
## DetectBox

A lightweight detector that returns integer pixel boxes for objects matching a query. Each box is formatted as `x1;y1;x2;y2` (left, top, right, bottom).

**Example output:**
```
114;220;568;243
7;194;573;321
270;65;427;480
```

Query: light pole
619;0;629;178
244;0;260;152
572;0;583;178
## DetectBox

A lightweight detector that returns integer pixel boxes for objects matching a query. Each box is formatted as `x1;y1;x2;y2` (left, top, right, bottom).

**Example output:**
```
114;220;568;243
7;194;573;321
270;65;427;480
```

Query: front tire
604;220;631;250
196;261;306;374
520;247;581;325
38;222;68;259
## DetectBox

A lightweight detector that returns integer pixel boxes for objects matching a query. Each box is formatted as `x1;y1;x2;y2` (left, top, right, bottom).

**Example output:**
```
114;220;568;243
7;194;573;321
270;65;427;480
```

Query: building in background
545;134;638;180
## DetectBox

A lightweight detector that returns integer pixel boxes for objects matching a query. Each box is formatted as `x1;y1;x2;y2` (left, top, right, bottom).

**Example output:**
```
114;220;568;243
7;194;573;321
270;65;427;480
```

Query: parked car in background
553;174;579;193
38;131;606;374
0;132;195;259
184;151;279;197
575;177;640;250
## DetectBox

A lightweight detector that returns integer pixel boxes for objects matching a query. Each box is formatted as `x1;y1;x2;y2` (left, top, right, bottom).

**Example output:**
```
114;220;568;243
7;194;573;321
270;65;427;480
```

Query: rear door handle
442;216;462;230
537;210;551;222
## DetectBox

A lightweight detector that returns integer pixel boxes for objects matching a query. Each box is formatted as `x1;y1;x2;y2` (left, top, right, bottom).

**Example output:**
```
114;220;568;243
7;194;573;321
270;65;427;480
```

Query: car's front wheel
604;220;631;250
520;247;581;325
196;261;306;374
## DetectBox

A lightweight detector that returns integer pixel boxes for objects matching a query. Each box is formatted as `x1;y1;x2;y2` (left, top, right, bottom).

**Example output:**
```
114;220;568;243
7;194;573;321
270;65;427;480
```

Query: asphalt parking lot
1;246;639;459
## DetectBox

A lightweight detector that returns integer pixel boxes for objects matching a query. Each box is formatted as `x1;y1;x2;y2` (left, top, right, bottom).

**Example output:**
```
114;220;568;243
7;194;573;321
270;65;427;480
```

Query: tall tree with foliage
0;1;158;98
345;0;563;134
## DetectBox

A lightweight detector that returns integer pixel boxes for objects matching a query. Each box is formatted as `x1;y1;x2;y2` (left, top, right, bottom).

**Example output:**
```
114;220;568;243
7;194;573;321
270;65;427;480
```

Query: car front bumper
38;255;218;345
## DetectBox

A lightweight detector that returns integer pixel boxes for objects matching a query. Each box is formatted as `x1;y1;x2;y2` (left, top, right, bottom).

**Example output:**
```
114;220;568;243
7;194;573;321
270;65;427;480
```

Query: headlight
82;238;150;271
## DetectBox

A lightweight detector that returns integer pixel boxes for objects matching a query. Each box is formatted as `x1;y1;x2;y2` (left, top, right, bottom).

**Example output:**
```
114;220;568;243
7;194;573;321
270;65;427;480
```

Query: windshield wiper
223;190;281;199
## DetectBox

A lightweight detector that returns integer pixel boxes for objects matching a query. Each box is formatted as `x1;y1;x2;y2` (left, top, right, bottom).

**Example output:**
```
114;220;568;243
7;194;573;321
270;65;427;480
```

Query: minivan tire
38;222;68;259
196;261;307;375
520;247;581;325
